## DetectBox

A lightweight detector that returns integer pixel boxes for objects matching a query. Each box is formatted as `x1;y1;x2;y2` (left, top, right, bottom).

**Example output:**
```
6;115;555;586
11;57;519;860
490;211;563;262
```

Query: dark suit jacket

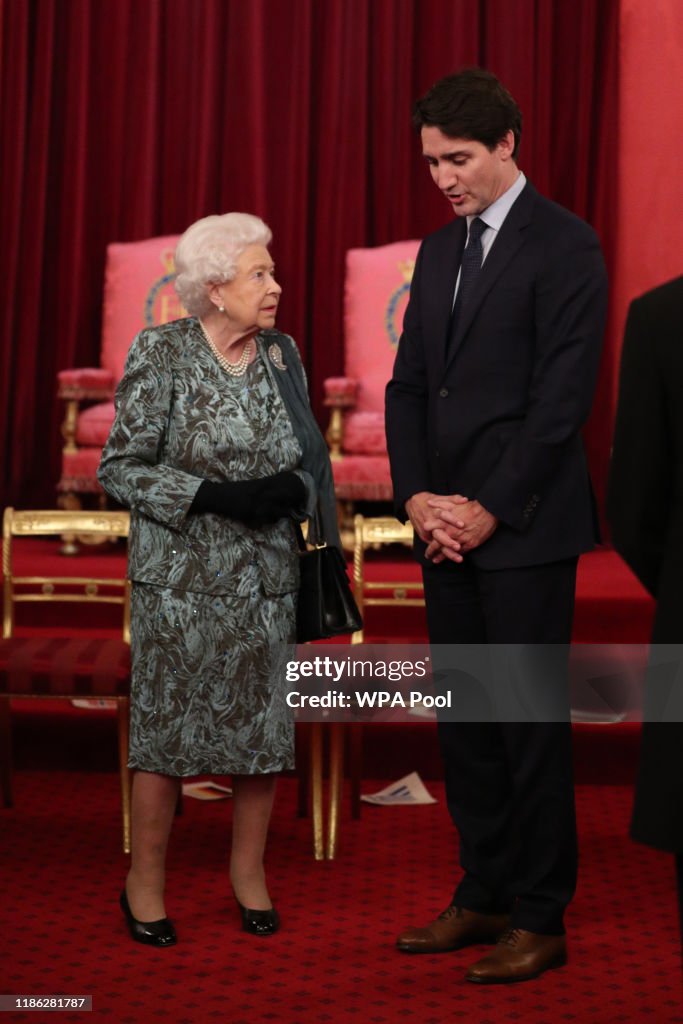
385;181;608;571
607;275;683;854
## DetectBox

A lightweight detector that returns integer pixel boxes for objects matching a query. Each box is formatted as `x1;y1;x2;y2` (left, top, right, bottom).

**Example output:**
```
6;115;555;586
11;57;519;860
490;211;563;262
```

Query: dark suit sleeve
476;226;607;531
385;243;432;520
607;297;669;595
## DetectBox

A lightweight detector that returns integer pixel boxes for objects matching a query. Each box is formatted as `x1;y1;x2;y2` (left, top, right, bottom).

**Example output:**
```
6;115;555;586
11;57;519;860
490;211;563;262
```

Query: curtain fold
0;0;618;509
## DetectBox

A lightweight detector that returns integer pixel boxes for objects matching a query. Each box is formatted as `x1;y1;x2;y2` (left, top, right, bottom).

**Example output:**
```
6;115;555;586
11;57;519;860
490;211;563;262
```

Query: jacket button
439;388;449;398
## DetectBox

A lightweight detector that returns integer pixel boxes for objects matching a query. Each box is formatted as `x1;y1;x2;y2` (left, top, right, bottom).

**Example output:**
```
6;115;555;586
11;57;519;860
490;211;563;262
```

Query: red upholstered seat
327;454;394;502
75;401;117;446
0;637;130;697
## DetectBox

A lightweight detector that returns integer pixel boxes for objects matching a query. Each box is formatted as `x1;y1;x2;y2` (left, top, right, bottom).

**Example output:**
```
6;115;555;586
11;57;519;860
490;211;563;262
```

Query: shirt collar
467;170;526;233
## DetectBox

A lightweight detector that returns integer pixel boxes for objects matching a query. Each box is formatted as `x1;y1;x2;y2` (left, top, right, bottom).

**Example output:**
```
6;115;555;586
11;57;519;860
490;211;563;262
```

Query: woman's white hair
174;212;272;317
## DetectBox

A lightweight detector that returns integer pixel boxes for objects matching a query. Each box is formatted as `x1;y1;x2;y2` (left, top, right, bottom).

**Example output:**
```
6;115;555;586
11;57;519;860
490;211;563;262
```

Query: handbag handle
294;512;325;552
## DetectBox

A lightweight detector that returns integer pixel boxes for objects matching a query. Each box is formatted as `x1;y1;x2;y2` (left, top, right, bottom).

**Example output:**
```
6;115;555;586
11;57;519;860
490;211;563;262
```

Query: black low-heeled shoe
237;900;280;936
119;889;177;947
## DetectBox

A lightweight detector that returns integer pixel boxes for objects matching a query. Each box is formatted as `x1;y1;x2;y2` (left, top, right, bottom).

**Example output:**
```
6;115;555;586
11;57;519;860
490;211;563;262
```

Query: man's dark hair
413;67;522;159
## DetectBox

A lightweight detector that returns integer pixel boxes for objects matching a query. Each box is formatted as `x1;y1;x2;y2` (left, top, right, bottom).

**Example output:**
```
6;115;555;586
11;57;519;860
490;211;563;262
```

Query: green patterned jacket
98;318;333;596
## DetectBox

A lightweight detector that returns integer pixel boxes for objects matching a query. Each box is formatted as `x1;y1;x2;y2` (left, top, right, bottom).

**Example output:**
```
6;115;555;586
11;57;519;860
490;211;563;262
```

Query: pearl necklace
198;319;255;376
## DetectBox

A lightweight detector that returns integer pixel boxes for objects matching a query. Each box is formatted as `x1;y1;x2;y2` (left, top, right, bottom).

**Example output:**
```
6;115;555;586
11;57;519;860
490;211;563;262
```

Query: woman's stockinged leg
125;770;181;922
230;773;278;910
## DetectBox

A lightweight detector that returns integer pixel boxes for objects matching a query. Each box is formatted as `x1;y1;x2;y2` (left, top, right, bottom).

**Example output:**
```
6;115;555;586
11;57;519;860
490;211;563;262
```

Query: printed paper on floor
361;771;436;805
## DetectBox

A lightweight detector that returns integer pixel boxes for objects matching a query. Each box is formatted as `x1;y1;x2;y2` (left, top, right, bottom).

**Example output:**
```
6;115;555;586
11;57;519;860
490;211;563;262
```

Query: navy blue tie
448;216;486;352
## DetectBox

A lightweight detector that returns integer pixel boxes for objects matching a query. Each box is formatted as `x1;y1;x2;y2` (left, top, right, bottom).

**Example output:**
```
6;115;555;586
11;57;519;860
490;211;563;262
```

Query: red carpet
1;772;681;1024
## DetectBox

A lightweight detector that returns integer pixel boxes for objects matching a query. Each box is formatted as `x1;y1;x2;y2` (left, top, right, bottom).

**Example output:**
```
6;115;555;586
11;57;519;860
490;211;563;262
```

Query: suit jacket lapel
446;183;536;371
429;219;466;373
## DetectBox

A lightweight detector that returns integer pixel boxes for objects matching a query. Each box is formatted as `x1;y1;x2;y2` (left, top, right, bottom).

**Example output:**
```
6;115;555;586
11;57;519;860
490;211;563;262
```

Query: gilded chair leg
117;697;131;855
56;493;82;556
0;697;13;807
326;723;344;860
296;723;310;818
339;501;356;552
349;723;363;820
310;723;324;860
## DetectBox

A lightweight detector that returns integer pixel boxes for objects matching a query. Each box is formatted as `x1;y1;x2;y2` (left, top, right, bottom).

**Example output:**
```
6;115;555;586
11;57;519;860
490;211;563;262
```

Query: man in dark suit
385;68;607;983
607;276;683;957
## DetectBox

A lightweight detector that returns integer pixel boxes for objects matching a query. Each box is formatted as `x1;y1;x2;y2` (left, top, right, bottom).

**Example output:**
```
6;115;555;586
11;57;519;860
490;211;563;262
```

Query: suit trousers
677;854;683;950
422;555;578;935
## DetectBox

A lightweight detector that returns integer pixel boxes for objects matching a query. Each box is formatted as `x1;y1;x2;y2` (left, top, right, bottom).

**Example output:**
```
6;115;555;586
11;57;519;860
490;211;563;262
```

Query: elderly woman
98;212;339;946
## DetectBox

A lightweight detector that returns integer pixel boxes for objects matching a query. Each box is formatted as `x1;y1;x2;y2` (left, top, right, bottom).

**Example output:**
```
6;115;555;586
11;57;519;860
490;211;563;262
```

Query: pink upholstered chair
324;240;420;543
57;235;184;509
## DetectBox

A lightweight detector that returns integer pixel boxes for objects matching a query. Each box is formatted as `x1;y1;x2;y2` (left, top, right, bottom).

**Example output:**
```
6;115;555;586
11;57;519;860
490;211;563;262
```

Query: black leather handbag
295;526;362;642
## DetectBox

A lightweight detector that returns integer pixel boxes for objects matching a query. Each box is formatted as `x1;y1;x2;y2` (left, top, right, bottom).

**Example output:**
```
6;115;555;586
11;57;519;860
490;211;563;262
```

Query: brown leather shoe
466;928;567;983
396;905;510;954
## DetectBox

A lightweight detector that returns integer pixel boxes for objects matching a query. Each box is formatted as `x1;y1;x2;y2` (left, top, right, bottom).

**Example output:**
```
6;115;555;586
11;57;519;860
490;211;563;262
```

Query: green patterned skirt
128;583;296;776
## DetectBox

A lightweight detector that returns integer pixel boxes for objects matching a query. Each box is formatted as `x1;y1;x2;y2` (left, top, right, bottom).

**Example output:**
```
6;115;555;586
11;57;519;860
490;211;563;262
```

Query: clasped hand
192;471;306;526
405;491;498;564
251;471;307;523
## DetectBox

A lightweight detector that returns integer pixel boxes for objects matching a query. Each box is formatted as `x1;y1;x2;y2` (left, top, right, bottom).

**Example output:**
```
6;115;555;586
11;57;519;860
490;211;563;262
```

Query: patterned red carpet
1;772;681;1024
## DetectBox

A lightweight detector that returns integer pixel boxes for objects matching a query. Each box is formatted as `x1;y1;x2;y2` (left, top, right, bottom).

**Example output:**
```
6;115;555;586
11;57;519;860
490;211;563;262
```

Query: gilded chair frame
1;508;132;852
351;514;423;643
319;514;424;859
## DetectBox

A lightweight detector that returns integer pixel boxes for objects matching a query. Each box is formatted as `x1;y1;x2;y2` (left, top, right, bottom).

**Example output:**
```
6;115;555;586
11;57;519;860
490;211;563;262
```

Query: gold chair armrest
323;377;358;460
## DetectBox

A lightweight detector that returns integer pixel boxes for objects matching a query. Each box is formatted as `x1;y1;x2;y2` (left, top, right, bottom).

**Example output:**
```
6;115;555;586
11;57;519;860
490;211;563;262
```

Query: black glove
190;478;269;525
252;471;306;522
190;472;306;526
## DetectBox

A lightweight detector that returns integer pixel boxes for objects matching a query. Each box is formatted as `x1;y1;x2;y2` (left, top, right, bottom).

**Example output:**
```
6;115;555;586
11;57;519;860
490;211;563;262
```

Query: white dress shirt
453;171;527;305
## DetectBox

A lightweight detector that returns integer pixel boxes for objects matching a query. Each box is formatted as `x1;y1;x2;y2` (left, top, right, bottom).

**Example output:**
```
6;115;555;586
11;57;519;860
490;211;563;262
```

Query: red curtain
0;0;618;509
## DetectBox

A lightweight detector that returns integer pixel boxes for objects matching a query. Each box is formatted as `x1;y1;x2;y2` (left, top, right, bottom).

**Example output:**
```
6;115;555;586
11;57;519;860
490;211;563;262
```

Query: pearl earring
218;305;225;313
